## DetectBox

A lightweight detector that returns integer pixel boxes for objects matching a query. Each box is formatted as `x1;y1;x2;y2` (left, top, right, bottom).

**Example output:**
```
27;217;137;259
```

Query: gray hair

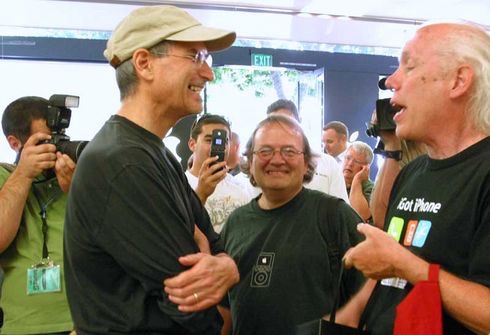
348;141;374;165
115;41;173;101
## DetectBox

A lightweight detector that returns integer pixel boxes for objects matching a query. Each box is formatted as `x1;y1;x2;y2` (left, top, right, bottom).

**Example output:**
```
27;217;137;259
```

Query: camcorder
45;94;88;162
366;77;397;137
365;98;397;137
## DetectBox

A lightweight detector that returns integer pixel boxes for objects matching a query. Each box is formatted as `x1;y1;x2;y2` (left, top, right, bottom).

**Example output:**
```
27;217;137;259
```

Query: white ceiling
1;0;489;49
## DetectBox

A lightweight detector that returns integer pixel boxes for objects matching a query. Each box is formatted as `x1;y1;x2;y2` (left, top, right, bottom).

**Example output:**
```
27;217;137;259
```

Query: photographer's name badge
27;261;61;295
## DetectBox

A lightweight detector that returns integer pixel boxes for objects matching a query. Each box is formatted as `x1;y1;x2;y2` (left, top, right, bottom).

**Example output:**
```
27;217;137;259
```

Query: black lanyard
32;180;62;260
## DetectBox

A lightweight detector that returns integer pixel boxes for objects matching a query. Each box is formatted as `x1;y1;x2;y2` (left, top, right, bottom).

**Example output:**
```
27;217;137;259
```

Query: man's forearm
195;186;209;204
328;279;377;327
0;171;32;252
370;159;400;228
349;182;371;222
439;270;490;334
394;248;490;334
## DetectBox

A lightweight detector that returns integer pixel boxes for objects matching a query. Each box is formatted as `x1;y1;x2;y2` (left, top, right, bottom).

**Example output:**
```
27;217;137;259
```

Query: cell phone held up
210;129;227;166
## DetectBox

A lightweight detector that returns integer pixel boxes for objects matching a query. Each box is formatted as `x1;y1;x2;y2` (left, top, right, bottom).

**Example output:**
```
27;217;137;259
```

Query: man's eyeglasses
344;155;367;166
253;147;304;161
167;49;212;67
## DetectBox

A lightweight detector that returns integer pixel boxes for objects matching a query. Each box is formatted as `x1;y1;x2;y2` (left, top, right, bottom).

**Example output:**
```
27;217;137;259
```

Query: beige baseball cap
104;5;236;68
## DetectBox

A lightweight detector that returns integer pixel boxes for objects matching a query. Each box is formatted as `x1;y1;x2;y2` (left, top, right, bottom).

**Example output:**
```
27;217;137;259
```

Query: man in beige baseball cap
64;5;239;334
104;5;236;68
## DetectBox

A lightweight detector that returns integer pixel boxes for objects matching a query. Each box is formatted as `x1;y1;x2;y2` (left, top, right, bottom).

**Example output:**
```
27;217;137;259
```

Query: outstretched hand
343;223;404;279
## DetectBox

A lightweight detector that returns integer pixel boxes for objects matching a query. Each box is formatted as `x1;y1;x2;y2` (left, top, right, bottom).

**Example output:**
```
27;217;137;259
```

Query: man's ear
449;64;473;99
6;135;22;152
132;48;154;80
188;137;197;152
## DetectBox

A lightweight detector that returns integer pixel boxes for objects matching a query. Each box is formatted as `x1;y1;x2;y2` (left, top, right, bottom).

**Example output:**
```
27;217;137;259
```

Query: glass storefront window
205;66;324;153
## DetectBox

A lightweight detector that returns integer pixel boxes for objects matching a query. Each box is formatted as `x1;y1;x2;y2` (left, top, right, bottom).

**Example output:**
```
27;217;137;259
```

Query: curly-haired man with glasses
219;114;365;335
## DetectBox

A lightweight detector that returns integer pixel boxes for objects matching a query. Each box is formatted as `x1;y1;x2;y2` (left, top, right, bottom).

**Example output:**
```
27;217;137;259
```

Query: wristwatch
374;148;403;161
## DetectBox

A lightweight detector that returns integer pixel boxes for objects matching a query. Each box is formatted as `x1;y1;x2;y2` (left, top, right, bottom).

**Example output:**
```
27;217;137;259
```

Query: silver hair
348;141;374;165
115;41;173;101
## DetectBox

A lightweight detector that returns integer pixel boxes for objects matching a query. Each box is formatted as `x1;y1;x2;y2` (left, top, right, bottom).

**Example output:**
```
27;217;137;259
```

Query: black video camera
46;94;88;162
365;98;397;137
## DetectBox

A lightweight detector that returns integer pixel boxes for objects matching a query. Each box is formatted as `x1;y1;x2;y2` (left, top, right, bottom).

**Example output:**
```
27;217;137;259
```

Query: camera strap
31;181;62;259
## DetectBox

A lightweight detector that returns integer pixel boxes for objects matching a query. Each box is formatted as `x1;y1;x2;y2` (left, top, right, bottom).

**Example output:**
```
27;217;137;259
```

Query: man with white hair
340;22;490;334
342;141;374;223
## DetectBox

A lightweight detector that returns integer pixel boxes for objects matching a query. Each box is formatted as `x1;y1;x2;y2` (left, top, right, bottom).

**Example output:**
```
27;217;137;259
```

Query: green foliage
211;67;300;98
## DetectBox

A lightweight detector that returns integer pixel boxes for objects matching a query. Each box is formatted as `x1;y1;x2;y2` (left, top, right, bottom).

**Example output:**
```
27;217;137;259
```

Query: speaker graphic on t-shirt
250;252;275;288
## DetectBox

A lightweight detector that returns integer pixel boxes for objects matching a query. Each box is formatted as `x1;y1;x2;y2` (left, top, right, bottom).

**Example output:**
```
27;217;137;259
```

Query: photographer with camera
0;96;76;334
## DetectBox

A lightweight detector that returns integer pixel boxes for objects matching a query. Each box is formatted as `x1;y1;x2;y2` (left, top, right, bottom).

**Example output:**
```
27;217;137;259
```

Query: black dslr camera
46;94;88;162
365;98;397;137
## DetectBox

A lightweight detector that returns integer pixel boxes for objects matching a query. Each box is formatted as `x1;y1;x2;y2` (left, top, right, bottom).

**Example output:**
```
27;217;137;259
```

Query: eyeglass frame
153;49;213;68
253;146;304;161
344;154;368;166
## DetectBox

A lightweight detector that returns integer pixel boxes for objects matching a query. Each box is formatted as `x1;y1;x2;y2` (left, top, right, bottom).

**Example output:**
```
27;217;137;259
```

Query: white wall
0;0;418;49
0;59;120;163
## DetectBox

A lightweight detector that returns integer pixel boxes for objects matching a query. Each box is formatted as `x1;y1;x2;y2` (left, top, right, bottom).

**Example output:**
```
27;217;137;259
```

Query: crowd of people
0;4;489;335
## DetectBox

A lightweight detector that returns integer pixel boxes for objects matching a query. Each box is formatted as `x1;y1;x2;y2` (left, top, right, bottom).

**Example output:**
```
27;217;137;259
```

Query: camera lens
57;140;89;162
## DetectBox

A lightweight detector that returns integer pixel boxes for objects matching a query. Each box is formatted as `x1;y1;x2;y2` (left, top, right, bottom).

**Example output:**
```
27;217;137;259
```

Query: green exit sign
251;53;273;67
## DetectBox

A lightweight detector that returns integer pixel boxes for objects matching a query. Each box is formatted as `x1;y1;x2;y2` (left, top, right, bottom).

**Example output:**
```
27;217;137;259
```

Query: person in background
266;99;349;203
370;135;427;229
220;114;365;335
342;141;374;223
63;6;239;334
322;120;349;164
339;22;490;334
186;114;250;233
0;96;75;334
227;131;242;176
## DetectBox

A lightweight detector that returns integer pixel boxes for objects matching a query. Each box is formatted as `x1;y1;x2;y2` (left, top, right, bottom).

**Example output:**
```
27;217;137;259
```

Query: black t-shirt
64;115;222;334
363;137;490;335
222;188;365;335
